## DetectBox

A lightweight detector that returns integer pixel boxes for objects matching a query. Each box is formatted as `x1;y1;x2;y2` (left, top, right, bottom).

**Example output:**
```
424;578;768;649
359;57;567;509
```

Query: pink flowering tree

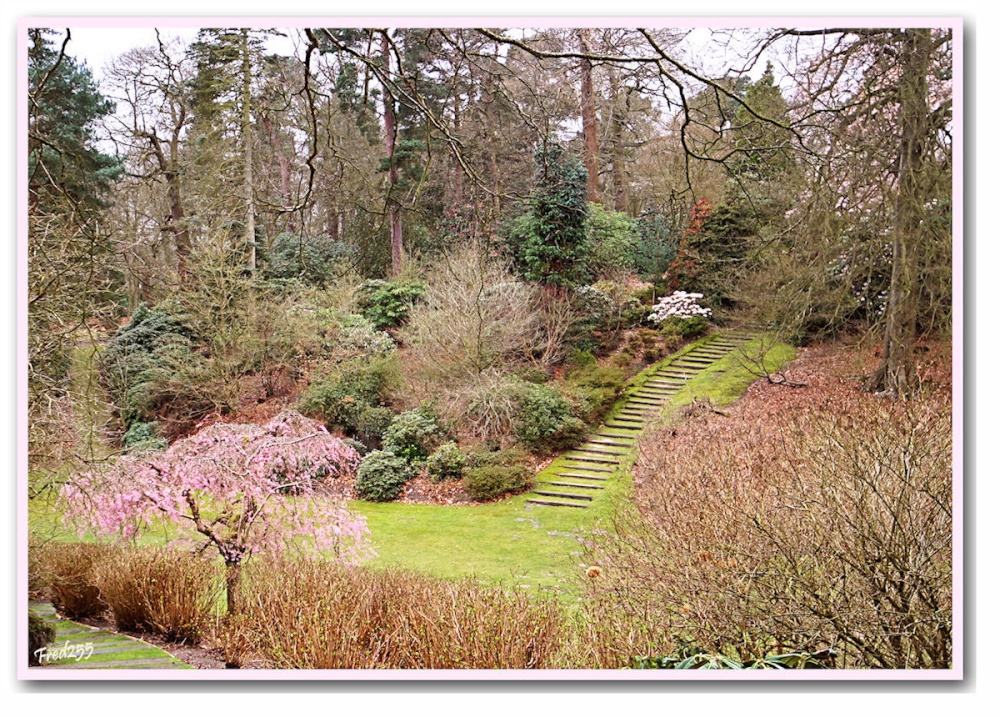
59;410;373;613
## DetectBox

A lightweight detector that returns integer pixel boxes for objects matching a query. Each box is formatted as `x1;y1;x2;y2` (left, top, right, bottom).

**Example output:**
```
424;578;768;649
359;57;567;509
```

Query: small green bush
667;315;710;339
337;314;397;358
585;203;640;278
356;405;394;447
343;438;368;457
262;232;355;287
514;384;587;453
566;348;597;371
517;367;551;385
121;421;168;452
355;279;427;330
355;450;415;502
99;302;209;432
382;408;442;463
462;448;534;501
567;364;625;422
299;356;398;433
426;441;465;482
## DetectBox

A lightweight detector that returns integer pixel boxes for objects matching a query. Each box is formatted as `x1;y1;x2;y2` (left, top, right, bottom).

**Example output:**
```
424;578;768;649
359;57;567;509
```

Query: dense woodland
27;25;954;671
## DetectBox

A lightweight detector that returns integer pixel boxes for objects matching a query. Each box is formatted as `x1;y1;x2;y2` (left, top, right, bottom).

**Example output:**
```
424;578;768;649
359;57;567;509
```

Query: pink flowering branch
59;410;375;612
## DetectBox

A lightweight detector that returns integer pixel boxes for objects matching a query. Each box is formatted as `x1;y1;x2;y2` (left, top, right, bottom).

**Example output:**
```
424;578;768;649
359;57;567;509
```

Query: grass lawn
28;331;794;603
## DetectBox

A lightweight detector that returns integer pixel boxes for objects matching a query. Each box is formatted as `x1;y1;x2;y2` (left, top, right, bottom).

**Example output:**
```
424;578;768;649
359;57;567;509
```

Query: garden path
526;332;756;509
28;600;190;671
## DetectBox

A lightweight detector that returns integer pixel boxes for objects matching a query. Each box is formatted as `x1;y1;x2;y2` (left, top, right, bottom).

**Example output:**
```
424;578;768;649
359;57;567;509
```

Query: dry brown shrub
36;542;116;618
400;247;548;443
218;558;564;669
590;341;953;669
558;590;679;669
94;547;220;642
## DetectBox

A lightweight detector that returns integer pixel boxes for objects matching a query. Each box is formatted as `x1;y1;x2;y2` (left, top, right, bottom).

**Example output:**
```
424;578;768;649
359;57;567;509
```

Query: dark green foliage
462;448;534;501
425;441;465;482
585;203;639;279
566;348;597;371
355;279;427;329
27;29;124;404
356;406;395;448
506;143;590;287
514;384;587;453
343;438;369;457
337;315;397;358
730;63;796;181
28;612;55;666
121;421;168;452
298;357;397;434
28;29;123;214
573;284;646;336
634;207;682;281
382;408;442;463
99;303;209;433
354;450;416;502
262;232;355;286
517;367;552;385
566;364;625;423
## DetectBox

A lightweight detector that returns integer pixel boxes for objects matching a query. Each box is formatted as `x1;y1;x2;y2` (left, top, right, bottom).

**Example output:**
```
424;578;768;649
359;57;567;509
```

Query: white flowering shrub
648;292;713;323
338;314;397;358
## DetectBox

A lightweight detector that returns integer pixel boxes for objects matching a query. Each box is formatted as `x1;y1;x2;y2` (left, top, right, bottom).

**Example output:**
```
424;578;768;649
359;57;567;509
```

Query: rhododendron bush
59;410;373;612
648;291;712;323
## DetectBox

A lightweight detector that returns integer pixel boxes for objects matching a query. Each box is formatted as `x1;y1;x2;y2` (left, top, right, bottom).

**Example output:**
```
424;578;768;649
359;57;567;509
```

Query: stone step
526;498;588;509
587;437;633;446
560;463;614;473
577;445;628;455
634;391;670;399
555;472;610;481
595;432;637;441
603;422;643;430
533;490;594;501
543;481;605;490
564;454;619;465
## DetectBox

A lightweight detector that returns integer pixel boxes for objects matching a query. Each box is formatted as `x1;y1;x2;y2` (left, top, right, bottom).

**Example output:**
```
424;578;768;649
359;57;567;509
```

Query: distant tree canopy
25;25;953;409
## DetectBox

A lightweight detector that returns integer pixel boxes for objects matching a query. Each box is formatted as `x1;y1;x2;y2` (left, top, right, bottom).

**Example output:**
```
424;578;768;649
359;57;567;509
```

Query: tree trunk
381;32;404;276
578;29;600;204
224;559;242;616
240;29;256;271
167;172;191;282
610;70;629;212
865;29;932;399
262;112;294;233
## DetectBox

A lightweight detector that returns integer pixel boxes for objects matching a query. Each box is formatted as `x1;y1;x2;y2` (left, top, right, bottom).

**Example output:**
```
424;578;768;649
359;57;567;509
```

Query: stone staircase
525;333;754;509
28;601;190;670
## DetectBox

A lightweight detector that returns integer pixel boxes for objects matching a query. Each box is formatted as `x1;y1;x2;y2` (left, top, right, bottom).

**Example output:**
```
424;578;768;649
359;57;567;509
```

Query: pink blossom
59;410;374;566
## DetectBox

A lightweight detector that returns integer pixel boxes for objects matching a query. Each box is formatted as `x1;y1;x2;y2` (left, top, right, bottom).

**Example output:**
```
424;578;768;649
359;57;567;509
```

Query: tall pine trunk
865;29;932;399
240;29;256;271
577;29;600;204
381;32;404;276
